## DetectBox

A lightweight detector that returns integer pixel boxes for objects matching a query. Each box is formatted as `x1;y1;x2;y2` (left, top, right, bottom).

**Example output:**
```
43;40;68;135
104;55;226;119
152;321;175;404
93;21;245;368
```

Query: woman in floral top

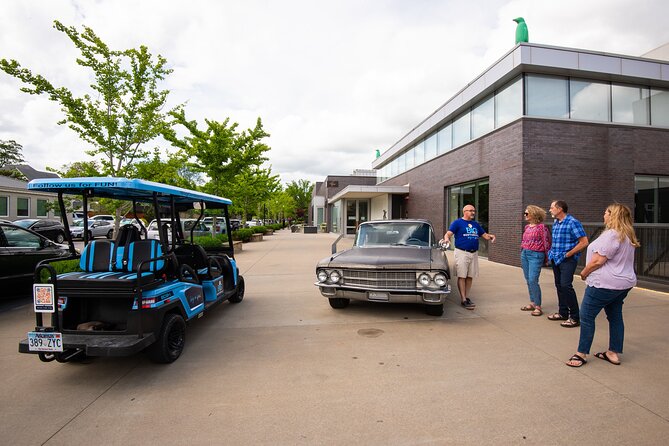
520;205;551;316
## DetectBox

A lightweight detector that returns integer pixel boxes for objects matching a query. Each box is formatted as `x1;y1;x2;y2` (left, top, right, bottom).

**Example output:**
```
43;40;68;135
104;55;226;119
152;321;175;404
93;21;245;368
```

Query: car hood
317;246;440;269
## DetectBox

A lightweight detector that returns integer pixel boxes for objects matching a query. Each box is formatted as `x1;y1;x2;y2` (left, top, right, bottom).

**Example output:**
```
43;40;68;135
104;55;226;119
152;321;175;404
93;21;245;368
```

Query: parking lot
1;229;669;445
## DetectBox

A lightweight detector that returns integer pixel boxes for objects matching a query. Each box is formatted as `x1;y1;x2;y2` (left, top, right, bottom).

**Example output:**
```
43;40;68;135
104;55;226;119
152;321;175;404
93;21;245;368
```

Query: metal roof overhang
329;185;409;203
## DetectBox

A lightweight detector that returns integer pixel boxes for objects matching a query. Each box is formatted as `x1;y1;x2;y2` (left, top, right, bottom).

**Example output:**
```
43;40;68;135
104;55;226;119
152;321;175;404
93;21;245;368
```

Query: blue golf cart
18;177;245;363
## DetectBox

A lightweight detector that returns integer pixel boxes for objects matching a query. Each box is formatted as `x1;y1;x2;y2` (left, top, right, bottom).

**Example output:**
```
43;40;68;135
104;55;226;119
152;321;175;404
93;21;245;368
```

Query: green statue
513;17;528;44
375;149;381;158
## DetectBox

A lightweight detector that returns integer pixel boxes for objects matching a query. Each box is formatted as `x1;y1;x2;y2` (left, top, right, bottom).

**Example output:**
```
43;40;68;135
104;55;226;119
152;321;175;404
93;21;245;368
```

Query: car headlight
317;270;328;283
418;273;431;287
330;270;341;283
434;273;447;287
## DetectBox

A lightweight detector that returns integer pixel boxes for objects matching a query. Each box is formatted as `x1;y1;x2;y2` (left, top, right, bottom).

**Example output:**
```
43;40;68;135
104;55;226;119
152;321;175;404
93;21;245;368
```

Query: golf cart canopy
28;177;232;209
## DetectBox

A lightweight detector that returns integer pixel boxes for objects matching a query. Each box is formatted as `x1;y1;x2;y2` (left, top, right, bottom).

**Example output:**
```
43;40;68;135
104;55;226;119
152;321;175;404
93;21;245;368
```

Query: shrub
232;228;254;242
192;234;229;249
51;259;81;274
253;225;267;234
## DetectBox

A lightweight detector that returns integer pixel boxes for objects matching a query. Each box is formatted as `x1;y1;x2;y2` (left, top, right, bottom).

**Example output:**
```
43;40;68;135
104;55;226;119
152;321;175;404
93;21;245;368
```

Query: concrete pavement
1;229;668;445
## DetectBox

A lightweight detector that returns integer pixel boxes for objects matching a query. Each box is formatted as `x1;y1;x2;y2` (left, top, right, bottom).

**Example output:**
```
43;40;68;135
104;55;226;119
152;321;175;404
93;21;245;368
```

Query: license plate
368;291;389;301
27;332;63;352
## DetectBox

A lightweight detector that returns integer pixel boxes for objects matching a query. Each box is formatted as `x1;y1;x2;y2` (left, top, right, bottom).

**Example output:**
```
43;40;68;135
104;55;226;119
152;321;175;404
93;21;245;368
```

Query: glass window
526;74;569;119
446;178;490;255
452;112;471;148
37;199;48;217
390;158;398;177
650;88;669;127
472;95;494;138
424;133;437;160
495;77;522;127
17;197;29;217
316;207;324;225
634;175;669;223
405;147;415;170
0;196;7;217
437;124;452;154
413;141;425;166
3;225;42;248
612;84;650;125
570;79;610;122
398;152;406;174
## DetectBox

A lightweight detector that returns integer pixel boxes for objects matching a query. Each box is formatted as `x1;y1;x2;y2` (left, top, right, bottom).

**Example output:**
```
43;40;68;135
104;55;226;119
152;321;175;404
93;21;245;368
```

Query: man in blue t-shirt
443;205;496;309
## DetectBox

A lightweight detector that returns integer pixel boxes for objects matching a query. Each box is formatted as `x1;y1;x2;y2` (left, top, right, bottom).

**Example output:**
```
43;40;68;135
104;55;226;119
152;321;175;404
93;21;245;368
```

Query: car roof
28;177;232;208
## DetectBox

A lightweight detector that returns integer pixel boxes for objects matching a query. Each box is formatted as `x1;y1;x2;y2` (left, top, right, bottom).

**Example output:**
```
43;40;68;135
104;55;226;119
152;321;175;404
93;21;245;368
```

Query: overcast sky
1;0;668;185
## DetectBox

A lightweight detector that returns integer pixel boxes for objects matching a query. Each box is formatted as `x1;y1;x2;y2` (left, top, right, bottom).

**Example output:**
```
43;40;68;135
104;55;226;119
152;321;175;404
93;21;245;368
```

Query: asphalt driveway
1;229;668;445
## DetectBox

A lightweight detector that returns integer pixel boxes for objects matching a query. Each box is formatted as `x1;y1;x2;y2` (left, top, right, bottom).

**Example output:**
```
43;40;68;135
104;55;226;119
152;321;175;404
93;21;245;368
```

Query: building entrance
346;199;369;234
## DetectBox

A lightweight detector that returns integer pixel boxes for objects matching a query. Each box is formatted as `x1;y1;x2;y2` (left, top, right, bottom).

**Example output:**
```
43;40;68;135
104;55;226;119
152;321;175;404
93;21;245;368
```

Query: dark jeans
551;257;579;320
577;286;631;354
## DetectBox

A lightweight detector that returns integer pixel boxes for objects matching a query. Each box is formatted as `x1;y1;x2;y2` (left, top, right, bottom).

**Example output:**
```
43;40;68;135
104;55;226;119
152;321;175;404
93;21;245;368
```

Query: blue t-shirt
449;218;486;251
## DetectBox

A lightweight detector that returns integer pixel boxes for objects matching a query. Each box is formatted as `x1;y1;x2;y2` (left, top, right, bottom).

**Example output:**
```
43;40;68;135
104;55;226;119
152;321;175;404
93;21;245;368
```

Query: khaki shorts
454;248;479;278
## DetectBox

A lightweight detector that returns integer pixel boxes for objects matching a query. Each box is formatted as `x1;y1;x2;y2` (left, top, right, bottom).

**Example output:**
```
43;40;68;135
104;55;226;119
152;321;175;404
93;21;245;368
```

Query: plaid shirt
548;214;586;265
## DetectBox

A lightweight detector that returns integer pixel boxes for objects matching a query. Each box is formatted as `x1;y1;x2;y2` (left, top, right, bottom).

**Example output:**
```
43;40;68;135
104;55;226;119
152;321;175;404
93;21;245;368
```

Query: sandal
595;352;621;365
521;304;535;311
566;354;587;368
547;313;567;321
560;318;580;328
531;308;543;316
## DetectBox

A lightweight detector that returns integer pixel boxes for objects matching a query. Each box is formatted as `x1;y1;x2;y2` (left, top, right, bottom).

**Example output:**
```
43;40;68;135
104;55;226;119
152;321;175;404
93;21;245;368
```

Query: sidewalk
0;229;668;445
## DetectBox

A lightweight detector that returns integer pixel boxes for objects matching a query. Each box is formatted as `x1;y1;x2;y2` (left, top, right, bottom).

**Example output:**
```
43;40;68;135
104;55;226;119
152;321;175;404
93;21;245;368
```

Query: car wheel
228;275;245;303
147;313;186;363
87;230;93;240
425;304;444;317
106;229;114;239
55;232;65;244
328;297;350;309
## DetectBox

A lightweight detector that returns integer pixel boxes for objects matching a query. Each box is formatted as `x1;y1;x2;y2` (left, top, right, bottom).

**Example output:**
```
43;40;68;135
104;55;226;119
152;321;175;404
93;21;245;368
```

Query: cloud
1;0;668;185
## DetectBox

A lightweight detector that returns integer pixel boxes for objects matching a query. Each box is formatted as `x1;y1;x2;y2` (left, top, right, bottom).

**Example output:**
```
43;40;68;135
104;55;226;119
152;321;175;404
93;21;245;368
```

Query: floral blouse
521;224;551;256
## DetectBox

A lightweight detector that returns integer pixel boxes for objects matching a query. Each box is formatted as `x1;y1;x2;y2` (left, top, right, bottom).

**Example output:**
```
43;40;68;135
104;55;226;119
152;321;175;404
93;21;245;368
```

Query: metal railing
551;223;669;285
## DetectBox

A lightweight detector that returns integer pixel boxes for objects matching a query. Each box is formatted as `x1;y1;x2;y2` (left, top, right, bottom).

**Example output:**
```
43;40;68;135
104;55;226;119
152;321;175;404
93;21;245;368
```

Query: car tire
106;229;114;239
328;297;350;309
87;230;93;240
147;313;186;363
55;232;65;244
228;275;245;303
425;304;444;317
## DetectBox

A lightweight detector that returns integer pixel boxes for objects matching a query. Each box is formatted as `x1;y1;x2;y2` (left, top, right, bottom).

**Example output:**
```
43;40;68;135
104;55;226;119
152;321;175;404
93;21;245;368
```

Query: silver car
70;219;114;240
146;219;211;242
315;219;451;316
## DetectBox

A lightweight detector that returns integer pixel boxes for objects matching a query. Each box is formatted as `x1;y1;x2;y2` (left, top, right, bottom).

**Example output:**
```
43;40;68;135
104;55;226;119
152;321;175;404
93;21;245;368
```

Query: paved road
1;229;668;445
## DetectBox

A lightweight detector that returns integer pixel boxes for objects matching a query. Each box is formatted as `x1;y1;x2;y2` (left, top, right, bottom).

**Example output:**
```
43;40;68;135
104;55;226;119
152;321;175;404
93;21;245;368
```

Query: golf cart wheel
328;298;350;309
147;313;186;363
425;304;444;317
228;275;245;303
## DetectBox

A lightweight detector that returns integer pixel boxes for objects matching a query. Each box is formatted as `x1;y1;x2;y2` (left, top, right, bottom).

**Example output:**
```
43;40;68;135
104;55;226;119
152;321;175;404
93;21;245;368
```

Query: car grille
343;270;416;290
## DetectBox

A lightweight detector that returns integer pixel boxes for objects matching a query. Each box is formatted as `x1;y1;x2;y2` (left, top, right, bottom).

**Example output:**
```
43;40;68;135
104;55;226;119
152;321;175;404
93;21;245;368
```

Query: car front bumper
315;283;451;305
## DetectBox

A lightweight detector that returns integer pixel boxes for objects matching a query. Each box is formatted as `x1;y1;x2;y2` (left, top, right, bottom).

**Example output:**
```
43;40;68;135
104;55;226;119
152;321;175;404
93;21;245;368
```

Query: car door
1;224;54;280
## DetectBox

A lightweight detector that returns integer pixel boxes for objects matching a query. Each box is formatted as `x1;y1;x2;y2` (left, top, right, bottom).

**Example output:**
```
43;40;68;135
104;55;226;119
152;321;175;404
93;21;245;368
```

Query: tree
131;149;199;189
47;160;102;178
285;179;314;221
227;167;281;221
0;139;25;166
0;20;176;178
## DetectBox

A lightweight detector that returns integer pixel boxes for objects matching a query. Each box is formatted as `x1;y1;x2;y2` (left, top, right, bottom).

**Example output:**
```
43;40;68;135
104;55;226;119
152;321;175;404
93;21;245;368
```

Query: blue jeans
521;249;544;306
577;286;631;354
551;257;579;320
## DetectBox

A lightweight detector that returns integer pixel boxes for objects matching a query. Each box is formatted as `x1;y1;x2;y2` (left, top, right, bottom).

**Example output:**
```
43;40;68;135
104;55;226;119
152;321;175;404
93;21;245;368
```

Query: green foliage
192;233;229;249
47;160;102;178
232;228;254;242
252;225;267;234
0;168;28;181
0;20;177;177
0;139;25;166
285;179;314;220
131;148;198;188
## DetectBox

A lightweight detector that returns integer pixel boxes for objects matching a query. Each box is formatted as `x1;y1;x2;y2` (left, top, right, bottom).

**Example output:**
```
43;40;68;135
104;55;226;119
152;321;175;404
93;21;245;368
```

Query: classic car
315;219;451;316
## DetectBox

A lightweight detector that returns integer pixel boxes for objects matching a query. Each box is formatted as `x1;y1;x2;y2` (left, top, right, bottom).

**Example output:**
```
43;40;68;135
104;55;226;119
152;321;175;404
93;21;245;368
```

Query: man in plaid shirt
547;200;589;328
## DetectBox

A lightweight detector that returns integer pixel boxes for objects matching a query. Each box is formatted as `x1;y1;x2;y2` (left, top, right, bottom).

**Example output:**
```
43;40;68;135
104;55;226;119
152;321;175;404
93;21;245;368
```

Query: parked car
202;216;227;234
315;219;451;316
146;219;210;241
70;219;114;240
229;219;241;231
13;219;67;244
119;218;146;231
90;214;115;222
0;222;70;293
245;219;261;227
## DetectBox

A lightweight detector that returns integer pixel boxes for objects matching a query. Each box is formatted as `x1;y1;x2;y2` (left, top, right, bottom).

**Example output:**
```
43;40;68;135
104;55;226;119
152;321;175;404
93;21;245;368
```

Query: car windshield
355;222;432;247
12;220;36;228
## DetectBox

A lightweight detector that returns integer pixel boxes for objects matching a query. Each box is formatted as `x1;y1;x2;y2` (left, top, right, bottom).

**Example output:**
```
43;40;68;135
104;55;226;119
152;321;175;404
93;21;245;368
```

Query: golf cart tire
228;276;245;303
147;313;186;364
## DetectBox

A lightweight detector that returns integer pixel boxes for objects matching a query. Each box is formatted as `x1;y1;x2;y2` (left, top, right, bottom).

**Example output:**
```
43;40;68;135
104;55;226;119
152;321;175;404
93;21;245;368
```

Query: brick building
312;42;669;269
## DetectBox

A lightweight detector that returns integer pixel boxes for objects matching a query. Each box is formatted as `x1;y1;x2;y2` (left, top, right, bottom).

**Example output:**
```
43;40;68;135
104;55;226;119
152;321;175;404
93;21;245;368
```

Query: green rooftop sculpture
513;17;529;44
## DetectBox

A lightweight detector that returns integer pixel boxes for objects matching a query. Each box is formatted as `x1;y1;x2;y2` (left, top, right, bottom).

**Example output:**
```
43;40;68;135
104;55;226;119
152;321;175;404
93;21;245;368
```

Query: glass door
346;199;370;234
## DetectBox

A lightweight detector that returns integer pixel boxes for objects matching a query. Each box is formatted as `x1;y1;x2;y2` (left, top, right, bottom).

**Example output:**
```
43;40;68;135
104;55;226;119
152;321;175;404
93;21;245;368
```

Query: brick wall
381;118;669;267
